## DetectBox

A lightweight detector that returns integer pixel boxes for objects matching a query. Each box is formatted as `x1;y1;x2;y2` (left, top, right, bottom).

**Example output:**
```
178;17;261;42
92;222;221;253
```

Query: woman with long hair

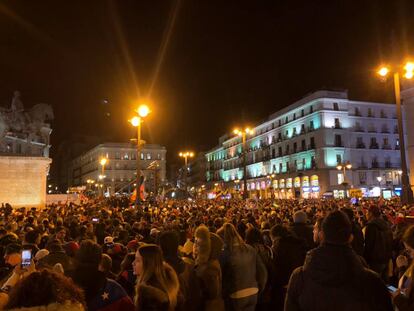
217;223;267;311
133;244;179;311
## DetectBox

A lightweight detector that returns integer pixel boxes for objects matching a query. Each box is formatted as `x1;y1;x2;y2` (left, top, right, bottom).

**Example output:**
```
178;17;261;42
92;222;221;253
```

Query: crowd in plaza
0;196;412;310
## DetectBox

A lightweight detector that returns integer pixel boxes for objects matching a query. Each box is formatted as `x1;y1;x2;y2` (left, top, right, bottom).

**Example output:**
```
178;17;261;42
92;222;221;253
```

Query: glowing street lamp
233;126;254;199
179;151;195;190
376;62;414;204
336;161;352;198
98;157;108;197
129;104;151;207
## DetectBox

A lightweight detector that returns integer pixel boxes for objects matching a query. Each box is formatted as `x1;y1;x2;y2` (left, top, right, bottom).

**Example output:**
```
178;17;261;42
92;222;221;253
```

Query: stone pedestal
0;156;51;209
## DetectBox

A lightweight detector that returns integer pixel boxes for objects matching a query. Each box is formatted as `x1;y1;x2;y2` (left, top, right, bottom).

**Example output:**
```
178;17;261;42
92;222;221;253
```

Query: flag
88;278;134;311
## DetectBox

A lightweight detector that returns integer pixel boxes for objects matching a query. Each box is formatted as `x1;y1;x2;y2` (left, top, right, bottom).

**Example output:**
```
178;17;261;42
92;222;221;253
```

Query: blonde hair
135;244;179;310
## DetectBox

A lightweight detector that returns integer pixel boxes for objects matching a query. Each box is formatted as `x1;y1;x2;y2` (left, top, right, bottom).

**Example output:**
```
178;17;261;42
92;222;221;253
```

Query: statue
11;91;24;112
0;92;54;153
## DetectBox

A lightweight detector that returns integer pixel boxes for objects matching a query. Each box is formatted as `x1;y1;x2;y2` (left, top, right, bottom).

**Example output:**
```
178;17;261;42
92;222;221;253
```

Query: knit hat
64;241;80;257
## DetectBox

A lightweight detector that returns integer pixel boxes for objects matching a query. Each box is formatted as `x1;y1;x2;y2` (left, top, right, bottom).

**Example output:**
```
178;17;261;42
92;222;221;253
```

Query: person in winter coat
193;225;225;311
285;210;393;311
116;253;135;298
4;269;85;311
269;224;307;311
363;205;393;280
342;208;365;256
393;225;414;311
133;244;180;311
158;230;199;311
37;240;74;274
288;210;315;250
70;240;134;311
217;223;267;311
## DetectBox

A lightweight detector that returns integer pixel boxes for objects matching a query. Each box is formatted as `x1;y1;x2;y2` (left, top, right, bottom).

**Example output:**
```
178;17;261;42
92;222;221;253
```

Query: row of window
355;137;399;149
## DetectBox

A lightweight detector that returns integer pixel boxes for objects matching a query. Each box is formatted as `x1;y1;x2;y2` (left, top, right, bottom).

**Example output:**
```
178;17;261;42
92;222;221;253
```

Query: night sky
1;0;413;169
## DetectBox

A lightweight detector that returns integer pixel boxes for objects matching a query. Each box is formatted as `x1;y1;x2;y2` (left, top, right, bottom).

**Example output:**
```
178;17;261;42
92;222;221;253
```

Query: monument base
0;156;51;209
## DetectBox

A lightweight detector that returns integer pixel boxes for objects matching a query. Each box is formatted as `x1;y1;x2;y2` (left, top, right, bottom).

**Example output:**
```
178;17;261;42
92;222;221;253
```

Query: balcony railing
356;143;366;149
382;144;392;150
369;143;379;149
354;127;365;132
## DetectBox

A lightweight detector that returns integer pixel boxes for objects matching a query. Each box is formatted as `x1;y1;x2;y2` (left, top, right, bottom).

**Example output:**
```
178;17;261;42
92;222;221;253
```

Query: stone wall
0;156;51;209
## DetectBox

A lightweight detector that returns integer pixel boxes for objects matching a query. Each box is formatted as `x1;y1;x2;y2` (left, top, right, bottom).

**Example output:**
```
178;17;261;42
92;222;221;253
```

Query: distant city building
177;152;207;191
206;90;404;199
69;143;166;195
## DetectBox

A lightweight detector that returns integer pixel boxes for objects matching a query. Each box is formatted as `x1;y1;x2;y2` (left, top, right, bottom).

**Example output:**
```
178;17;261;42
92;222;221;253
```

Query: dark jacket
350;221;364;256
271;235;307;288
165;255;199;311
363;217;393;266
289;223;315;250
194;227;224;311
285;243;393;311
220;243;267;298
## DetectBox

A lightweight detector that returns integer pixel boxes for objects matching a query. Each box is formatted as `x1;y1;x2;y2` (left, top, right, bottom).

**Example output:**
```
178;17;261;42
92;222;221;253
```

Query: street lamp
377;62;414;204
99;158;108;197
129;103;151;207
376;176;383;198
336;161;352;198
233;127;254;199
179;151;194;191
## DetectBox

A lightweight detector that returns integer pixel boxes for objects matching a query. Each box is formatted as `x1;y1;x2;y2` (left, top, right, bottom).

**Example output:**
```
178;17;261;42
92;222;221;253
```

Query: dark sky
1;0;413;169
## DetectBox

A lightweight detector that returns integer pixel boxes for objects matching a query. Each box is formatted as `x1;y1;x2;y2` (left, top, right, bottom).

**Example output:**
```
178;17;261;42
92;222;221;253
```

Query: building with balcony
69;143;166;195
205;90;404;199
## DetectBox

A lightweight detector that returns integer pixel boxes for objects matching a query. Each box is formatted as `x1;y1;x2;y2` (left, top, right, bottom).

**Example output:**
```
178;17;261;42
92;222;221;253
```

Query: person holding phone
393;225;414;311
0;244;23;287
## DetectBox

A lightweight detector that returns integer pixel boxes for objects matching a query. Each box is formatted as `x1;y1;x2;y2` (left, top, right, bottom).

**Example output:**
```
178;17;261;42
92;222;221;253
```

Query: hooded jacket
194;226;225;311
285;243;393;311
363;217;393;266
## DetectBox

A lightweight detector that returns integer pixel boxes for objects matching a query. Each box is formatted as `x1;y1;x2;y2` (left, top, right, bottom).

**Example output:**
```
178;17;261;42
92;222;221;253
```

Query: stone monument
0;91;53;209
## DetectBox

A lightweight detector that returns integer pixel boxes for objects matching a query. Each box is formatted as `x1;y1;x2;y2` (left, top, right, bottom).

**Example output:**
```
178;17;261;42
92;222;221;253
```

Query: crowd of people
0;196;412;310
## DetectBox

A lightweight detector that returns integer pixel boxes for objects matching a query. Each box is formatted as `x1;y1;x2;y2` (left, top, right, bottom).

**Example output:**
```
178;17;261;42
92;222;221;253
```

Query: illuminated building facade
206;90;404;199
69;143;166;195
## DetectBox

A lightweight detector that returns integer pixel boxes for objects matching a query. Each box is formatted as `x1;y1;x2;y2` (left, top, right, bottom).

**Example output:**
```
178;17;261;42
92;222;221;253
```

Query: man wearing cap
285;211;393;311
363;205;393;280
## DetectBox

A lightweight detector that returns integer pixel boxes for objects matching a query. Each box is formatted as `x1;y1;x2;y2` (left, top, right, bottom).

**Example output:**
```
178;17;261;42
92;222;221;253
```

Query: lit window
147;153;151;160
338;173;344;185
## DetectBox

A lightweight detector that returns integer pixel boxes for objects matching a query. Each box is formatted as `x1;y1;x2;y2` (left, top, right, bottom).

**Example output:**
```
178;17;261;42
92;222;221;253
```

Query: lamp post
377;62;414;204
99;158;108;197
179;151;194;191
233;127;254;200
336;161;352;198
129;104;151;207
376;176;383;197
266;174;275;198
